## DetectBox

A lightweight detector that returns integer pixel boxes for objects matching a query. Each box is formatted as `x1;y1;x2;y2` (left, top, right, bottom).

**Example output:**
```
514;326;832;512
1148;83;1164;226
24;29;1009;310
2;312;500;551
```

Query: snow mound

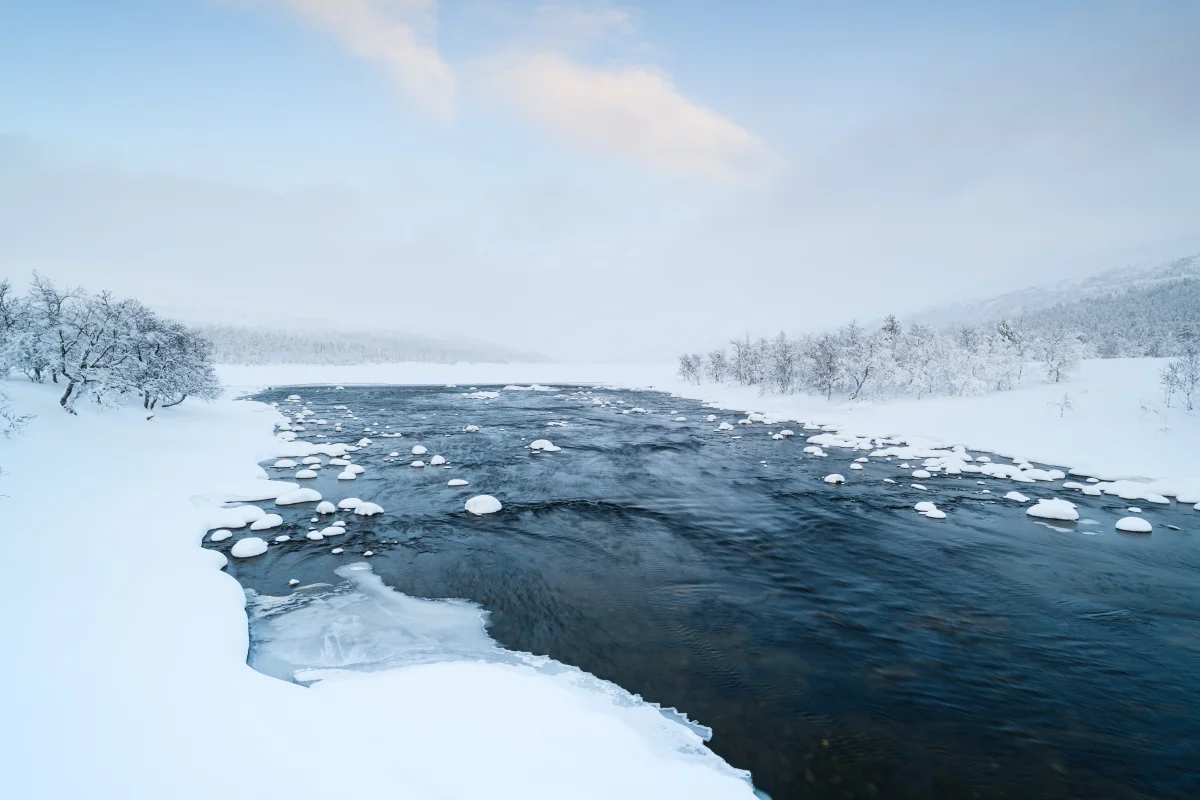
1026;498;1079;521
209;529;232;542
273;459;297;469
824;474;845;485
315;501;336;514
1004;491;1030;502
250;514;284;531
295;469;318;479
276;488;322;505
231;538;268;558
465;495;502;515
337;470;356;480
430;455;446;466
448;479;469;487
355;502;384;516
925;509;946;519
464;425;480;432
338;498;362;510
410;461;425;468
1115;516;1152;533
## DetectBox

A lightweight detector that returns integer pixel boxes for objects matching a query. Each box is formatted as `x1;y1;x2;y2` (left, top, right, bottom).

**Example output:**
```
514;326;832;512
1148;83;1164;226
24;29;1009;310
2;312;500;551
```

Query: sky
1;0;1198;362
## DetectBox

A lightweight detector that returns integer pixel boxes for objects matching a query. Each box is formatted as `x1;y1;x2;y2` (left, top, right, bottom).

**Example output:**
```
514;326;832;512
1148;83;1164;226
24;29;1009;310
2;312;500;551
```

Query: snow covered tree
676;354;702;385
807;333;842;400
705;349;729;383
1038;325;1082;384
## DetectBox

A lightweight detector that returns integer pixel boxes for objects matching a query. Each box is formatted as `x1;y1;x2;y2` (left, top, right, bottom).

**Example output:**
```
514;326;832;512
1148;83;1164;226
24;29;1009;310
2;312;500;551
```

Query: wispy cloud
484;52;768;181
266;0;455;118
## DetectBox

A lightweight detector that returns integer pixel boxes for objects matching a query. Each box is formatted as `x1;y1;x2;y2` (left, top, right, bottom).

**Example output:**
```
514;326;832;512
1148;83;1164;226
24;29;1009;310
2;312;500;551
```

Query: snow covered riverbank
0;378;755;799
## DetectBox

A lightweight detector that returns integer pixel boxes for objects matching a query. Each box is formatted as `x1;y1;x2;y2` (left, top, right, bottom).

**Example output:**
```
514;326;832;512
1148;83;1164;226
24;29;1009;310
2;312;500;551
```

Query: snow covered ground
0;378;755;800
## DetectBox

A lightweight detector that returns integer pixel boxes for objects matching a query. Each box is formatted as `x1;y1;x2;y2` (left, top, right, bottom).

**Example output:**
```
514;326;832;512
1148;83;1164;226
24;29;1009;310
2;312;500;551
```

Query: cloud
267;0;454;118
532;2;636;44
484;52;768;181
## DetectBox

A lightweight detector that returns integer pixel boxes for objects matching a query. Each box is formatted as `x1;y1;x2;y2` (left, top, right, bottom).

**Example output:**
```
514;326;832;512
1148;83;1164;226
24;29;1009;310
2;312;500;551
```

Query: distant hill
195;324;551;365
911;255;1200;329
910;254;1200;358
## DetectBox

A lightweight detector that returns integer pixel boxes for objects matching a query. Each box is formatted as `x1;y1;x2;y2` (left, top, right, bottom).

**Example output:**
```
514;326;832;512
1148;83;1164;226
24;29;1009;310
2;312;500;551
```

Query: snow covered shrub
0;274;222;413
1160;337;1200;411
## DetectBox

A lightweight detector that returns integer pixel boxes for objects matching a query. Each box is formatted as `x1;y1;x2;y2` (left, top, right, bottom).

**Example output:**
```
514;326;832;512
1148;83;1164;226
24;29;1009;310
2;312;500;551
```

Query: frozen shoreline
0;377;755;799
219;358;1200;503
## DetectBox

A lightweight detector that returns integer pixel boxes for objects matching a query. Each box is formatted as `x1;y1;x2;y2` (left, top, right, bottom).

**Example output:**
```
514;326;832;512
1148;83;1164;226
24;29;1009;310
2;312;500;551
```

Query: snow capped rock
737;419;752;425
249;514;283;531
315;501;336;514
850;463;863;470
529;439;555;451
389;452;400;458
465;495;502;515
1026;498;1079;521
462;391;500;400
780;430;794;437
855;457;869;463
411;445;427;456
319;526;343;537
706;415;717;422
447;478;469;487
1116;516;1152;533
288;579;300;587
355;502;384;516
674;416;687;422
410;461;425;468
464;425;480;432
330;547;344;554
430;455;446;466
803;446;825;457
230;538;268;558
347;464;365;475
824;474;845;485
302;456;321;465
274;535;290;543
276;488;322;505
337;497;362;510
306;531;324;541
716;422;734;431
914;502;937;513
363;550;374;557
295;469;318;479
209;529;232;542
771;434;784;441
1004;491;1030;503
332;520;346;528
286;394;301;401
912;469;931;479
273;459;297;469
337;470;356;480
925;509;947;520
328;458;350;466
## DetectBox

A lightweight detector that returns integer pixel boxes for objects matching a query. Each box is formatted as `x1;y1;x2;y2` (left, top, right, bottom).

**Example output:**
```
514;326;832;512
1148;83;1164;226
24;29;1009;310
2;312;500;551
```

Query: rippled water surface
209;384;1200;799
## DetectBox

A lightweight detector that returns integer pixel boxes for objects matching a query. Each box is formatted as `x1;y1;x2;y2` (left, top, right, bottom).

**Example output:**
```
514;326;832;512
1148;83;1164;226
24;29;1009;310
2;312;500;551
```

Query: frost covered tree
676;354;703;385
1160;329;1200;411
0;275;222;413
1039;325;1082;384
704;349;729;383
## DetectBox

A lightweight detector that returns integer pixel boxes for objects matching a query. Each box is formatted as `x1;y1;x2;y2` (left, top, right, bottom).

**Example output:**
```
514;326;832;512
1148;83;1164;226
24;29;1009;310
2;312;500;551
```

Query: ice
250;514;284;531
276;488;322;505
465;495;503;514
1026;498;1079;521
1115;516;1152;533
231;537;269;558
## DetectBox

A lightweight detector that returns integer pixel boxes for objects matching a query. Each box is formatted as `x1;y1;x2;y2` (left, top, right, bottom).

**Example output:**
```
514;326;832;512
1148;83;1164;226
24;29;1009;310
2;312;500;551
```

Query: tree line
677;316;1083;400
0;275;221;413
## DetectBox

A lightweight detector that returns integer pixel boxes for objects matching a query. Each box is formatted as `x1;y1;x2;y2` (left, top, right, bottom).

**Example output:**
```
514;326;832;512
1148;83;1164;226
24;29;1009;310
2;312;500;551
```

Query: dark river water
208;384;1200;799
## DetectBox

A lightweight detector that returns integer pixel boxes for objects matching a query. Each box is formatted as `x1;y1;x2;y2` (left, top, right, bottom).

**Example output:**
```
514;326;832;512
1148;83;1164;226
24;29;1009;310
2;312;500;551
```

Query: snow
231;537;269;558
925;509;947;520
464;425;480;432
412;445;428;455
1004;491;1030;503
1026;498;1080;521
302;456;322;465
295;469;318;479
465;495;503;515
337;470;357;480
529;439;562;452
315;501;336;514
209;529;232;542
338;497;363;510
276;488;322;505
823;474;845;485
355;502;385;516
1115;516;1153;533
430;455;446;466
273;459;297;468
2;378;755;800
410;461;425;468
914;502;936;513
448;479;469;487
249;514;284;531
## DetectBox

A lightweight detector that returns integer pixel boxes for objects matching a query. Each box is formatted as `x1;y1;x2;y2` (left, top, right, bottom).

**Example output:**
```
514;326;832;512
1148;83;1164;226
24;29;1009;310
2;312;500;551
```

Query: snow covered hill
910;254;1200;329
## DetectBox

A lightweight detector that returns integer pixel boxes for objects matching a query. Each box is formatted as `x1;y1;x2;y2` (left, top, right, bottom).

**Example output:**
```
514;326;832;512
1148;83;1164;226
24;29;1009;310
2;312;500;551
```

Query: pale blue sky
2;1;1198;360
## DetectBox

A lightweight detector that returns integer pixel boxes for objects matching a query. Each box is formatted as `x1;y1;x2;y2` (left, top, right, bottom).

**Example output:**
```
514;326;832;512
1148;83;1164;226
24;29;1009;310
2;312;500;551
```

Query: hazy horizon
3;1;1198;361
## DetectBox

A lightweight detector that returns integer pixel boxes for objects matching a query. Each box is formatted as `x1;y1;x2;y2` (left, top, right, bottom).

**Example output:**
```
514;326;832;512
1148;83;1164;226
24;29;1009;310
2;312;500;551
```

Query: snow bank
2;378;755;800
